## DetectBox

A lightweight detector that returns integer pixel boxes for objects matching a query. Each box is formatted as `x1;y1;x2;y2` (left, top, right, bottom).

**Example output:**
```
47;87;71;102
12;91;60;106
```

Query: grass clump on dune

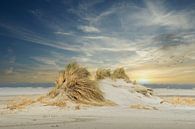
163;97;195;106
95;67;130;82
95;68;111;80
111;67;130;82
48;62;105;105
94;67;154;96
129;104;158;110
7;97;36;110
7;62;107;110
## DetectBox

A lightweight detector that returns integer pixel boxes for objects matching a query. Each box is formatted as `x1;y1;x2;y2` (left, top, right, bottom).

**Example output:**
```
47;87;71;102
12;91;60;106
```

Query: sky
0;0;195;84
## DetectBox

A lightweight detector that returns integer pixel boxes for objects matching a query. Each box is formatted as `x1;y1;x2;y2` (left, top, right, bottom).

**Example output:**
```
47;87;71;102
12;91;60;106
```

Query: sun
137;78;150;84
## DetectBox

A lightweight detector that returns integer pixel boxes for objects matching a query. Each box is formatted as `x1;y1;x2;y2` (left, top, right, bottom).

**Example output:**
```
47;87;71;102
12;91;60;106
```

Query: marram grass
129;104;158;110
95;68;111;80
95;67;130;82
7;97;36;110
6;62;158;110
162;97;195;106
111;67;130;82
7;62;108;110
48;62;105;104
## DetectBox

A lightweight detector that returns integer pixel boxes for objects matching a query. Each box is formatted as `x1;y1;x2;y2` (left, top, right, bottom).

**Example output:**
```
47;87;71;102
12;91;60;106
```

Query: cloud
133;1;194;29
77;0;195;35
30;51;76;72
82;35;106;39
0;23;82;52
1;0;195;83
9;56;16;64
6;48;16;64
54;31;73;36
31;56;57;66
78;25;100;33
5;67;14;75
1;1;194;69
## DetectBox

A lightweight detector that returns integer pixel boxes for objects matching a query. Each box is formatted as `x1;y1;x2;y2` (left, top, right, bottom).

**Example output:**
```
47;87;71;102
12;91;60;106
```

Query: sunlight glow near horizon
137;78;151;84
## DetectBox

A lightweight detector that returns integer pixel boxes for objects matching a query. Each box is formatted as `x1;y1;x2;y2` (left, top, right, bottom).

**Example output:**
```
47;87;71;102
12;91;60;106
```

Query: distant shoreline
0;83;195;89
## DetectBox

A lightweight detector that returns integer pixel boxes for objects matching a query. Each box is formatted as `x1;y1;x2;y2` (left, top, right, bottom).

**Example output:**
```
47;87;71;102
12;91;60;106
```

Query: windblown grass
7;97;36;110
111;67;130;82
129;104;158;110
95;68;111;80
95;67;131;82
7;62;108;110
48;62;105;105
163;97;195;106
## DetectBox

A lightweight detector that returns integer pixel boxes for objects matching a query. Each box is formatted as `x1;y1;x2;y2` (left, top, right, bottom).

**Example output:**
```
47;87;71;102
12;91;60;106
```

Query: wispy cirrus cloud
0;0;195;83
133;1;194;29
0;23;81;52
54;31;73;36
5;67;14;75
78;26;100;33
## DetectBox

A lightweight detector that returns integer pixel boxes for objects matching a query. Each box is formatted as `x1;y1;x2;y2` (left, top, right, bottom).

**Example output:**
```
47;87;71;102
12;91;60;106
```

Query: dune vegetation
7;97;36;110
95;67;130;82
7;62;111;110
94;67;153;96
6;62;156;110
163;97;195;106
95;68;111;80
111;68;130;82
47;62;105;105
9;62;195;111
129;104;158;110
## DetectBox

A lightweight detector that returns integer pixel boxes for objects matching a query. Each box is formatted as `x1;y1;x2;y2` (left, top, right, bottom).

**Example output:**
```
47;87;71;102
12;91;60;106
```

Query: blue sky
0;0;195;83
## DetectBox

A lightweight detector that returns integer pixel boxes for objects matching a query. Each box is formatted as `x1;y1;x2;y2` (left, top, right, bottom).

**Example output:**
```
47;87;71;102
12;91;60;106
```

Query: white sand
1;101;195;129
99;79;162;106
0;79;195;129
154;88;195;97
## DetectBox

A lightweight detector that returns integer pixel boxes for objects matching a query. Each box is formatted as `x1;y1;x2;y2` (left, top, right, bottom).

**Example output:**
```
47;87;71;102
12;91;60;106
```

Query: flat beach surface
1;95;195;129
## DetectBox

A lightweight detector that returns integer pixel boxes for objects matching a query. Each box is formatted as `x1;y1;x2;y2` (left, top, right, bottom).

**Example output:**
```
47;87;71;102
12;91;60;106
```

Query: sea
0;83;54;96
0;82;194;97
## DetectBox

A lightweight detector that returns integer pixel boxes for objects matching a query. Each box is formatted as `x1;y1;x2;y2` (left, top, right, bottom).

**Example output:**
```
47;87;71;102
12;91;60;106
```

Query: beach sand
1;95;195;129
1;79;195;129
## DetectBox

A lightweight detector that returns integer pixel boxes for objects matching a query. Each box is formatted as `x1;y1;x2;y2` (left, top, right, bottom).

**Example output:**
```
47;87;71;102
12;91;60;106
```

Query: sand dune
1;81;195;129
0;75;195;129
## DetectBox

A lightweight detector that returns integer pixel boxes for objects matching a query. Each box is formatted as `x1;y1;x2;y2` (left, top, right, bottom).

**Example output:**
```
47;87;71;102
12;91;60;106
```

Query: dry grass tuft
6;62;108;110
7;97;36;110
65;62;90;78
163;97;195;106
75;105;80;110
43;100;67;107
95;68;111;80
111;67;130;82
48;62;105;105
130;104;158;110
